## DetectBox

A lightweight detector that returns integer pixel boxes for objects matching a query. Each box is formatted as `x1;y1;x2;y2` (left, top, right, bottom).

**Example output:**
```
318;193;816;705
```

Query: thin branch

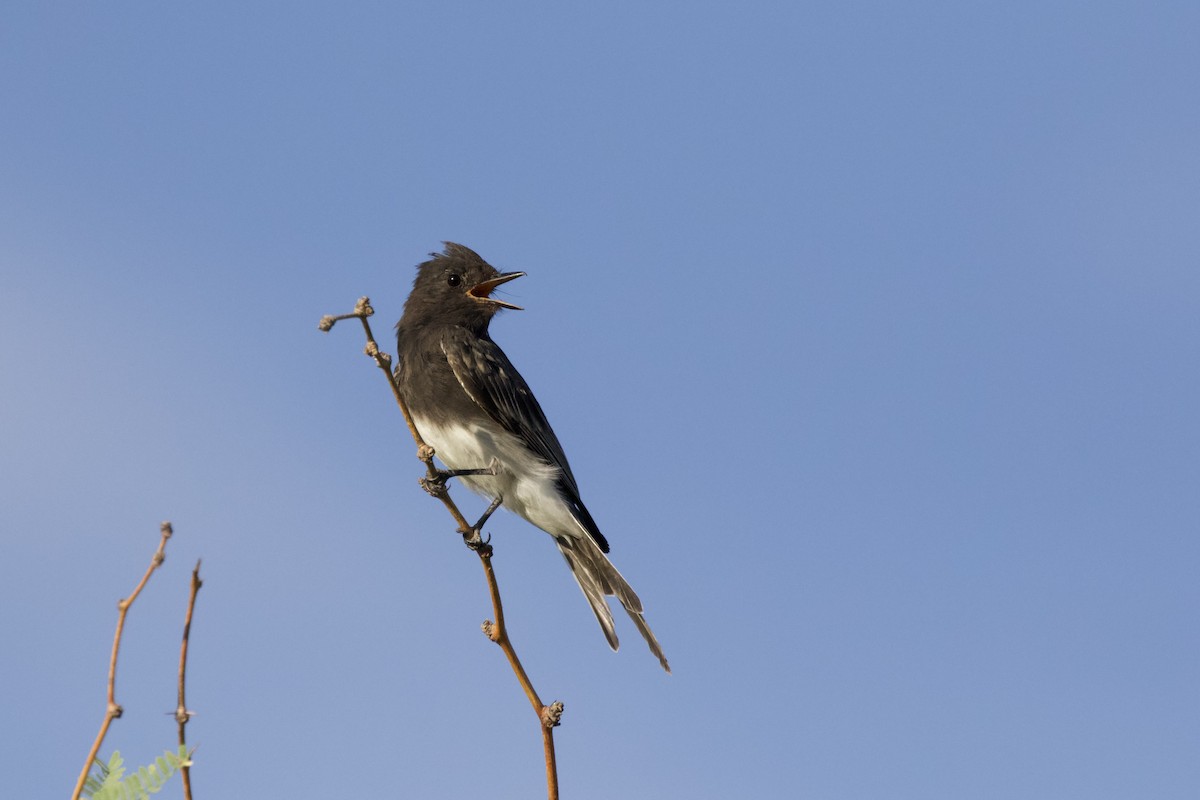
71;522;173;800
339;299;479;537
322;299;562;800
176;559;203;800
480;556;563;800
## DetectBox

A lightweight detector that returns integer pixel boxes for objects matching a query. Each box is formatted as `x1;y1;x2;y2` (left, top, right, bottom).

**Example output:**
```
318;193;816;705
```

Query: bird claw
464;529;492;553
461;494;502;554
418;474;449;497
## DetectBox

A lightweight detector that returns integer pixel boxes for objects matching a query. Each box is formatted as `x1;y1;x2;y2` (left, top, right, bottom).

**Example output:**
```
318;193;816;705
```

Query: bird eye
447;273;462;287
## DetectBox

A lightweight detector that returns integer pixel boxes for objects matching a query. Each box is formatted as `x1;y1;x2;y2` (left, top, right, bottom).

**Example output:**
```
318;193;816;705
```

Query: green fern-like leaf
84;746;188;800
83;751;126;797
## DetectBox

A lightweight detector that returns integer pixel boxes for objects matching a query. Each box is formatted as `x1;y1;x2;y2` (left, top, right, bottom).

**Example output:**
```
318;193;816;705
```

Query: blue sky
2;2;1198;798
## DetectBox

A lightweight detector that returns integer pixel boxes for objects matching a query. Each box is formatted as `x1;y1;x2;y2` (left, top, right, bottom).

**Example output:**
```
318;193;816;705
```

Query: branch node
318;298;374;333
482;620;501;642
541;702;564;729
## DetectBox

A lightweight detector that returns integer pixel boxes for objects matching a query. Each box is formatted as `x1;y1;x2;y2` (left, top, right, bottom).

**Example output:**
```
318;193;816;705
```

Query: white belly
414;415;584;540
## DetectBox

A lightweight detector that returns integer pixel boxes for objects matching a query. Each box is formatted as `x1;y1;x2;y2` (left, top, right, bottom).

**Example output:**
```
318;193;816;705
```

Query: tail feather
556;536;619;650
627;607;671;674
555;535;671;673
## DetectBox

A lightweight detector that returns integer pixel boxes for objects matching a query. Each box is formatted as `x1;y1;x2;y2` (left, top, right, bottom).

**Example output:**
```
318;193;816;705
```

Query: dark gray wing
441;328;610;552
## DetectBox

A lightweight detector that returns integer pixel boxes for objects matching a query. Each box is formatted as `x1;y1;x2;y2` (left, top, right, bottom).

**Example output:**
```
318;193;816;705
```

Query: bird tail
554;534;671;673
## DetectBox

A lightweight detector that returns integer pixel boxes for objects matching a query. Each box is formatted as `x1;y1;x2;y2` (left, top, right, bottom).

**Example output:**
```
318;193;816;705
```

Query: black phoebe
395;242;669;672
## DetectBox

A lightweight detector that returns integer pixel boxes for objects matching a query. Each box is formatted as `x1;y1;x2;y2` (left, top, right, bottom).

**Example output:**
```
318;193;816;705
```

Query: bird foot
419;457;500;497
461;494;503;554
418;473;449;497
463;529;493;555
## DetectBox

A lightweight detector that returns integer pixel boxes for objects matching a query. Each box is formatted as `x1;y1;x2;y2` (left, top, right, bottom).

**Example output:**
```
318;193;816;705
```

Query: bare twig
71;522;173;800
480;555;562;800
322;298;563;800
176;560;203;800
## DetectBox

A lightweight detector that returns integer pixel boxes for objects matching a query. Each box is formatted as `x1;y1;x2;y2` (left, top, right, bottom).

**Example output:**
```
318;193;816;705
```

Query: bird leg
418;457;499;497
462;494;503;553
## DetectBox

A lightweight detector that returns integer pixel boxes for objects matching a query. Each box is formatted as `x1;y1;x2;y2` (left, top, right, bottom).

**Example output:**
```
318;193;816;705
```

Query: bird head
402;242;525;331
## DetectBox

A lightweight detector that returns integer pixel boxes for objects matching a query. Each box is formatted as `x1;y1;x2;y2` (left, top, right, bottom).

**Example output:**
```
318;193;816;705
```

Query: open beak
468;271;526;310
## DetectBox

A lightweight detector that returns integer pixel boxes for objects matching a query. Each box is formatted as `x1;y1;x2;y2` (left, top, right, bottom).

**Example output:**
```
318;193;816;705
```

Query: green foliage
83;746;190;800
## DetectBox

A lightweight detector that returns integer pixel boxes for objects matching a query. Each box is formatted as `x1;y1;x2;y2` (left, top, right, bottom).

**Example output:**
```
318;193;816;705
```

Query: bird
394;242;669;672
